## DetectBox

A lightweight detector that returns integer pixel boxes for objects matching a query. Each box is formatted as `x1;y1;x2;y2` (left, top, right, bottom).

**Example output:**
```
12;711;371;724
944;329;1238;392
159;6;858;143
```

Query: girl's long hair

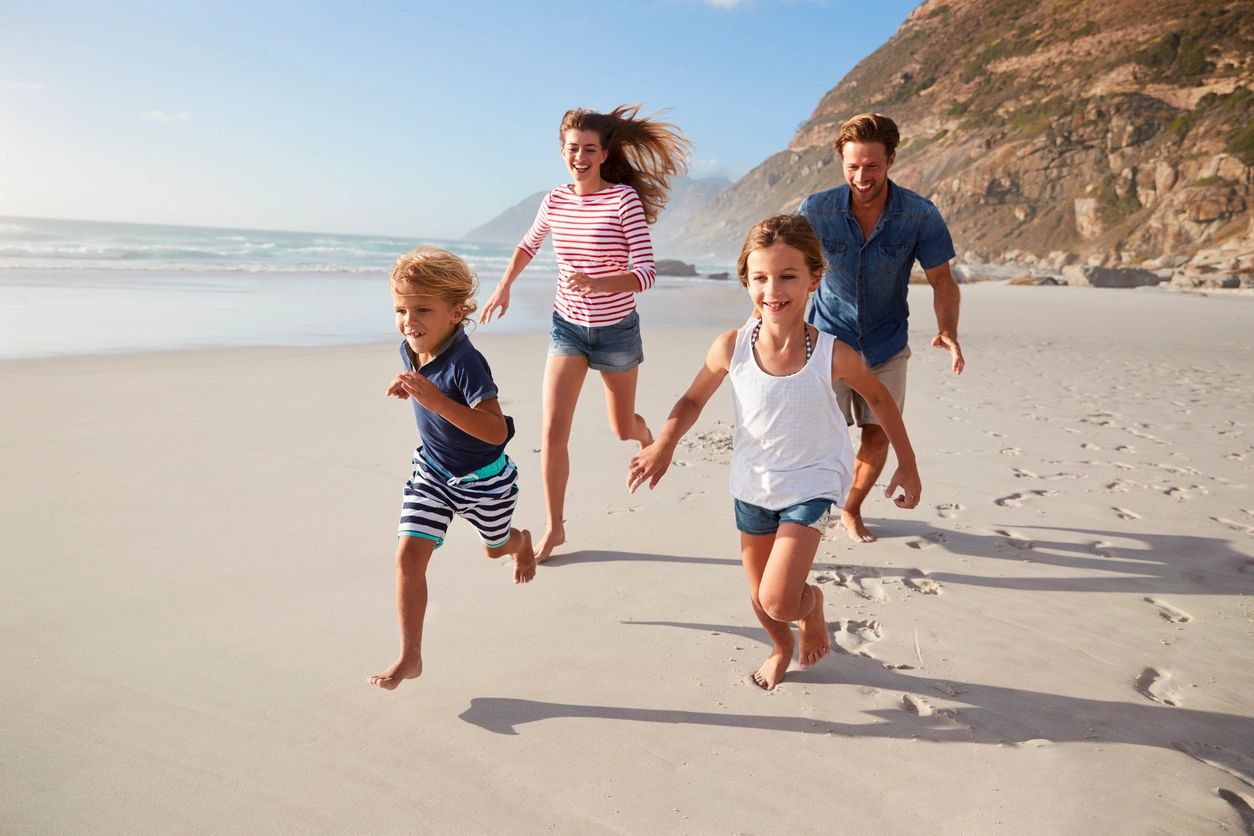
560;104;692;224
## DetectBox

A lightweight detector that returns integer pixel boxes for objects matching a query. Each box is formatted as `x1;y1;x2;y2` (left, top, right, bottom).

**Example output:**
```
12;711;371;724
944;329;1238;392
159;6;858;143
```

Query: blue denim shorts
734;498;834;536
549;310;644;373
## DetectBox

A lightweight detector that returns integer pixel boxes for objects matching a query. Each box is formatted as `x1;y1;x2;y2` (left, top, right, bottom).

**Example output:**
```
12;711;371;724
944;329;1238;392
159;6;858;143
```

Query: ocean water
0;216;738;359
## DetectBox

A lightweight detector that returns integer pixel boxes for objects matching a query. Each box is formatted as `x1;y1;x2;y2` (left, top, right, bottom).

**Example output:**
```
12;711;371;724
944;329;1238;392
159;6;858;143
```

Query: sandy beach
2;282;1253;834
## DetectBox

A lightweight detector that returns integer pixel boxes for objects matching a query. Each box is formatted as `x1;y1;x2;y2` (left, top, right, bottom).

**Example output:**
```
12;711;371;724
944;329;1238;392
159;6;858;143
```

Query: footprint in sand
1171;741;1254;789
1000;447;1022;456
994;529;1034;551
1112;506;1142;520
1081;442;1102;451
935;503;963;519
1212;516;1254;536
995;490;1060;508
832;619;883;657
1135;667;1183;707
677;490;705;502
907;533;947;550
1012;467;1038;479
901;693;936;715
1144;597;1192;624
1216;789;1254;832
904;569;943;595
827;566;890;602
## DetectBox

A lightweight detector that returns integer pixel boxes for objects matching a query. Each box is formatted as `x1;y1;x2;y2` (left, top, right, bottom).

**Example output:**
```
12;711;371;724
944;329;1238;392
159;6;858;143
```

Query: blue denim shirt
799;181;954;367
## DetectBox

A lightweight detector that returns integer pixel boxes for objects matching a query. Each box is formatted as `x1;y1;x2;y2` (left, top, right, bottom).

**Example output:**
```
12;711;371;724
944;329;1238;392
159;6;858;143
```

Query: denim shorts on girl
398;448;519;548
733;497;835;535
549;310;644;373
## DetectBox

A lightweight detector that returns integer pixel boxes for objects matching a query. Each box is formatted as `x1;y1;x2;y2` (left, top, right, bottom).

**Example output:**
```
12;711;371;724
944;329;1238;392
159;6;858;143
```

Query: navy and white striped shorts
397;449;519;548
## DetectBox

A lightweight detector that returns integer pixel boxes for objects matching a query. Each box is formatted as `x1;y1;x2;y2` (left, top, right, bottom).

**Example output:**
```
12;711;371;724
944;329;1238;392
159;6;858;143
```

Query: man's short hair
834;113;900;159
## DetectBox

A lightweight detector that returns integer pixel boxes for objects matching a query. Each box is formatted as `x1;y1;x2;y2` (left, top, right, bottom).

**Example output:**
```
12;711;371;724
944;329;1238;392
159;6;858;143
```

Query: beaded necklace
752;320;813;361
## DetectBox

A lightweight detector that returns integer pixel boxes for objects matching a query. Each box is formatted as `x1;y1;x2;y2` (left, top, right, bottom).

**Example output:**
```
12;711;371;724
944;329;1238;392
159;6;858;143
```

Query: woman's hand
480;283;511;323
565;272;598;296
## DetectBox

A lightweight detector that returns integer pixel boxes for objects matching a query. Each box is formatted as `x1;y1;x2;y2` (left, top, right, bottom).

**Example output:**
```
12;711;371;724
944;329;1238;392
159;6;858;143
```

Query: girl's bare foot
513;530;536;583
369;654;422;690
797;585;831;668
841;508;876;543
751;635;794;691
535;526;565;563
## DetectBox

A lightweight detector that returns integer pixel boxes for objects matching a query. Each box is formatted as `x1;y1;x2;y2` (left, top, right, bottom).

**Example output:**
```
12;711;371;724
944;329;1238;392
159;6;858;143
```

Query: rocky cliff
670;0;1252;286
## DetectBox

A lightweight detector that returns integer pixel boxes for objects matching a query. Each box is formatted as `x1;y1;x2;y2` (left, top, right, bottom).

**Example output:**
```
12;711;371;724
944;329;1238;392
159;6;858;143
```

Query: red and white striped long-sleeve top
517;183;656;327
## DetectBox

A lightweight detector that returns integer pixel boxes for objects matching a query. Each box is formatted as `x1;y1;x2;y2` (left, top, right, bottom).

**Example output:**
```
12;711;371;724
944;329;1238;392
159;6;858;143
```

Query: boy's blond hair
390;246;480;321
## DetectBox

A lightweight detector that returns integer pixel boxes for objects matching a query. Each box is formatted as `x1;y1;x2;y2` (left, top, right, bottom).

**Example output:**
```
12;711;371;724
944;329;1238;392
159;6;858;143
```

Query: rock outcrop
668;0;1253;282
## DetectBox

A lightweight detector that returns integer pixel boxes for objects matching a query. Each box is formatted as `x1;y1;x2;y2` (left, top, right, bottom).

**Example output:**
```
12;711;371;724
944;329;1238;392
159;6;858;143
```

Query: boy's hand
397;371;445;409
884;463;922;509
386;375;410;400
628;443;672;493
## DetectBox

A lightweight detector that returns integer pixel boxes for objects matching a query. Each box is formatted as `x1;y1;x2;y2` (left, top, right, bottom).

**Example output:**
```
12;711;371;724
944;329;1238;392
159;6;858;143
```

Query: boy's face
392;291;464;357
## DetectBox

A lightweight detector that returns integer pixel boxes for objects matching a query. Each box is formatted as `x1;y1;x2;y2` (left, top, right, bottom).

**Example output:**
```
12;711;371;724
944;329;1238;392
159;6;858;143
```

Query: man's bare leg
842;424;890;543
370;536;435;690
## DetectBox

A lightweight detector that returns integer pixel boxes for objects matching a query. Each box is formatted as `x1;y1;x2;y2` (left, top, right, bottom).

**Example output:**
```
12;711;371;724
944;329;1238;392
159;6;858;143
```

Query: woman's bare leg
537;354;588;562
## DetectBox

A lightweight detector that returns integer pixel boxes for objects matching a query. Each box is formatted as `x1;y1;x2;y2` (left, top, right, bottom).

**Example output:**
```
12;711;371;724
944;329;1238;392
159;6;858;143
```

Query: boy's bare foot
513;530;536;584
842;509;876;543
751;642;793;691
535;526;565;564
798;586;831;668
369;654;422;690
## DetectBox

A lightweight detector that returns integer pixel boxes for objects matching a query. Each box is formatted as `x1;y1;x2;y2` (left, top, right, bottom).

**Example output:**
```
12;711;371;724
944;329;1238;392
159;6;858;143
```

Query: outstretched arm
925;261;963;374
832;342;921;508
480;247;534;323
628;331;735;493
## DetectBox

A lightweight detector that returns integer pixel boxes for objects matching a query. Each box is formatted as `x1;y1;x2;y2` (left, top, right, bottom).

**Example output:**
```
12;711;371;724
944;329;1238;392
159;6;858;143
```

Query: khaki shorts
835;345;910;427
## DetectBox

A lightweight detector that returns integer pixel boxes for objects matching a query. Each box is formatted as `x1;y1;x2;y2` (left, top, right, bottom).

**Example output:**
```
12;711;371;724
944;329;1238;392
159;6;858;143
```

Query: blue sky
0;0;918;238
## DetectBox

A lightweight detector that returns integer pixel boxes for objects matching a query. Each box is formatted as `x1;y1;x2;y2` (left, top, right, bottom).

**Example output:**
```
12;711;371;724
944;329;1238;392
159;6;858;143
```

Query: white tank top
728;320;854;510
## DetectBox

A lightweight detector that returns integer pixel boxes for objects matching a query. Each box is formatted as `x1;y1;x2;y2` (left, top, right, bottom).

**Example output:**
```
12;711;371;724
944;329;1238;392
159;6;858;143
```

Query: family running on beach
370;107;965;692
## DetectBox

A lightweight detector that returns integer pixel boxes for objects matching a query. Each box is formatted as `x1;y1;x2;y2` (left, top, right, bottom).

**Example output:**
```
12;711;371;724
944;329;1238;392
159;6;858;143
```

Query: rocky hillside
670;0;1252;286
462;176;731;251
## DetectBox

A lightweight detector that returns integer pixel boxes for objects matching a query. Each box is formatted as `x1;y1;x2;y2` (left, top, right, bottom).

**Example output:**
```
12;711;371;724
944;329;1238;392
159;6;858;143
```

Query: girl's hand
884;463;922;509
386;375;410;400
628;443;672;493
565;272;597;296
480;283;511;323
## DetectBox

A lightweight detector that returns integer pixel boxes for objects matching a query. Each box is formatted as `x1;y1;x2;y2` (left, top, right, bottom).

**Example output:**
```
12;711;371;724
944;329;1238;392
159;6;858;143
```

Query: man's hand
932;332;964;375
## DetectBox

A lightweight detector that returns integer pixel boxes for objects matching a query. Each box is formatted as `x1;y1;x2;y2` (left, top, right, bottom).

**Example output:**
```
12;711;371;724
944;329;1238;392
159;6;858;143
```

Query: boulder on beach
656;259;698;276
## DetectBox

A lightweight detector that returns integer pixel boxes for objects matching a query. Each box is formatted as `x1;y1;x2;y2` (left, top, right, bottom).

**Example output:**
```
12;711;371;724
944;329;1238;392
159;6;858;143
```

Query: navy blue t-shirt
399;329;514;475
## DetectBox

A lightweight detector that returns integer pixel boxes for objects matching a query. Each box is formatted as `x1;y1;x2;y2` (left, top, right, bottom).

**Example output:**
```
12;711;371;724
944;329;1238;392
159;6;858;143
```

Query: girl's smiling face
562;129;608;189
744;243;821;321
393;291;464;359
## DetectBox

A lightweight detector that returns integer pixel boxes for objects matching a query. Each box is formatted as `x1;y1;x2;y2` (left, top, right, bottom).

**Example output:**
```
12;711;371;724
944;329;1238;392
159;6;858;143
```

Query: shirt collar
408;327;468;370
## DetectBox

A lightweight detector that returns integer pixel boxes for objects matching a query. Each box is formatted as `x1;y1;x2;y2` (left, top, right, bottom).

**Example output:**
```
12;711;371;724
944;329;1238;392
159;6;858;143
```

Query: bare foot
798;585;831;668
535;526;565;564
369;654;422;690
639;424;654;450
842;508;876;543
751;640;794;691
513;530;536;584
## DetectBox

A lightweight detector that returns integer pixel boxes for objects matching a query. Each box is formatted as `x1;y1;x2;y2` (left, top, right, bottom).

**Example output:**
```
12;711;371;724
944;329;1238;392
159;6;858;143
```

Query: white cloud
689;157;738;179
0;80;44;92
143;110;192;124
703;0;750;7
